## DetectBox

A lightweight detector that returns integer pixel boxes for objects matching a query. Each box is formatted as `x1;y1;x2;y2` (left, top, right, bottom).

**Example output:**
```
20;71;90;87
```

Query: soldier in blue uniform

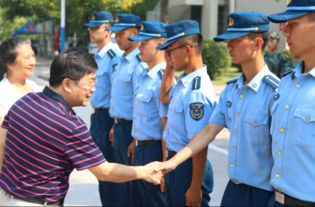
106;13;144;206
158;20;216;207
159;12;279;207
84;10;122;206
267;1;315;206
128;20;169;206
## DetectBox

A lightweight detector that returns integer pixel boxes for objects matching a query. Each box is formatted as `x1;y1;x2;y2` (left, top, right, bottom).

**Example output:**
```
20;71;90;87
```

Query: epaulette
263;75;280;90
136;54;141;62
158;69;164;80
192;76;201;90
226;77;238;85
107;49;116;59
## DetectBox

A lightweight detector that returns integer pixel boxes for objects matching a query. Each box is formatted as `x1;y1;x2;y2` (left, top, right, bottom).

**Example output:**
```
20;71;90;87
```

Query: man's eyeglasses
74;80;96;91
165;44;197;56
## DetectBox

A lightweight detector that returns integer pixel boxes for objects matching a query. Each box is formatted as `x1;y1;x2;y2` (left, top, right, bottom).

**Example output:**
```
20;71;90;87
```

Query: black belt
94;108;109;113
275;191;315;207
1;188;63;206
135;139;161;147
114;118;132;124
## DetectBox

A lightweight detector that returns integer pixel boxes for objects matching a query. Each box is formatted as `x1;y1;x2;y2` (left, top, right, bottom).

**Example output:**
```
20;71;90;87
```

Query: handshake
141;159;177;186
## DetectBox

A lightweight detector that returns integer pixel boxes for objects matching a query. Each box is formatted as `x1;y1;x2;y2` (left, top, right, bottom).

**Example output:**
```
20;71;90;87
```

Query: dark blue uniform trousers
90;111;117;207
166;152;213;207
113;122;139;206
221;180;274;207
134;143;168;207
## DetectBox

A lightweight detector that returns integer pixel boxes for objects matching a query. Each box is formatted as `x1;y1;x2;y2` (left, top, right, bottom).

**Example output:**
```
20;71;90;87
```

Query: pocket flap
245;113;268;127
294;107;315;123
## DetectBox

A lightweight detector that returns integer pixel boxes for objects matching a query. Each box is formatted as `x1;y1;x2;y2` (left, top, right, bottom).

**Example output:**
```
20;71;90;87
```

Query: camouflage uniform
264;51;295;78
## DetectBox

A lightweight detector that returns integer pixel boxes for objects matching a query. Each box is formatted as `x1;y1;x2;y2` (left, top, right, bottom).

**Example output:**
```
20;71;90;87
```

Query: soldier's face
139;39;160;64
267;38;279;52
282;14;315;60
166;41;189;71
115;28;137;51
227;36;257;64
88;24;111;44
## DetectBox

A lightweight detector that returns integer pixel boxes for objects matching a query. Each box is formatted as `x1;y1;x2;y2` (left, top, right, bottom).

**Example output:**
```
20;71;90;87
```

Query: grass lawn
212;67;241;85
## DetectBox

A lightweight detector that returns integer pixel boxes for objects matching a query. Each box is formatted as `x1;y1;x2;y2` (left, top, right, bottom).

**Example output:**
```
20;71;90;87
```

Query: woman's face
8;43;36;79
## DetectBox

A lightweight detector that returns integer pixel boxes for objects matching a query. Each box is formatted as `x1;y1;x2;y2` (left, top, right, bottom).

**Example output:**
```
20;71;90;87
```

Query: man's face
267;38;279;52
165;41;190;71
282;14;315;60
88;24;111;44
226;35;258;64
69;72;96;107
115;28;137;51
139;39;159;64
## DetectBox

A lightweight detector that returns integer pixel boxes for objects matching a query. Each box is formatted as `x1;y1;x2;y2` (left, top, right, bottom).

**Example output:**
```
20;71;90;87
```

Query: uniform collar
43;86;75;114
122;48;139;62
292;61;315;79
178;66;207;87
95;42;113;58
237;65;270;92
146;62;166;78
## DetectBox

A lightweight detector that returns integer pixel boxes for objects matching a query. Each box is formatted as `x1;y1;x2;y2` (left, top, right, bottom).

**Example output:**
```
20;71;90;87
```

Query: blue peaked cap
129;21;167;41
84;11;113;28
107;13;141;32
269;0;315;23
214;11;269;42
157;20;201;50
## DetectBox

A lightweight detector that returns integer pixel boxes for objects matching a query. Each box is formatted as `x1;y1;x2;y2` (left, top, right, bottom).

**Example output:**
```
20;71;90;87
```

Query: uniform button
230;164;234;168
279;128;285;133
240;94;244;99
234;129;238;135
278;151;282;157
275;173;280;179
236;112;240;116
252;121;257;127
284;104;289;110
295;83;300;88
231;146;236;152
305;115;310;123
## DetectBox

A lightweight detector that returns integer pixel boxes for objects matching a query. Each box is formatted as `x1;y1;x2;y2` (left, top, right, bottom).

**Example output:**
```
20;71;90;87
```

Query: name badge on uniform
226;101;232;107
190;102;204;120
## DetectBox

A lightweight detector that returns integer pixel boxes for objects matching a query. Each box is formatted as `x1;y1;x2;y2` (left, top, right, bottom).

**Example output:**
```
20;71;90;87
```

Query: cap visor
129;35;153;42
213;31;249;42
268;11;309;23
84;22;102;28
156;38;177;50
107;25;129;32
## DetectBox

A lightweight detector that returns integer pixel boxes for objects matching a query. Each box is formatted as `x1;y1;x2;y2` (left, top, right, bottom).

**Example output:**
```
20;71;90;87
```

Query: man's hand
142;161;163;185
127;139;136;165
158;159;177;174
185;186;202;207
109;127;114;146
164;52;175;74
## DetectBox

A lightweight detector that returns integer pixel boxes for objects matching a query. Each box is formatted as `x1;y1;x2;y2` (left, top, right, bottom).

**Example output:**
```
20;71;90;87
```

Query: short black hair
248;32;269;50
49;48;97;87
177;34;203;54
0;37;31;81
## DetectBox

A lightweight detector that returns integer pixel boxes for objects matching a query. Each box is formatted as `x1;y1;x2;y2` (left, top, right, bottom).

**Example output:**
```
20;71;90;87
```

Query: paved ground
32;57;230;206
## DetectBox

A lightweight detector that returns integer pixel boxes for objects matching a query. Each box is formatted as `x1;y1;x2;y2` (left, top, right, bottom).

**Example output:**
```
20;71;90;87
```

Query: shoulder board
263;75;280;90
226;77;238;85
136;54;141;62
158;69;164;80
107;49;116;59
192;76;201;90
280;69;293;78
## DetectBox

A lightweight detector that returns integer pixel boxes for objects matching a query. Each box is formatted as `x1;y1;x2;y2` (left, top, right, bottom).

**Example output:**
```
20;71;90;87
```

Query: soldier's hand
142;161;163;185
109;127;114;146
164;52;175;73
185;185;202;207
127;140;136;165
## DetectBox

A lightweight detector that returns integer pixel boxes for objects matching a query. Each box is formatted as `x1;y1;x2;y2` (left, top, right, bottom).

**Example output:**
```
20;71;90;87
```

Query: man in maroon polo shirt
0;48;162;206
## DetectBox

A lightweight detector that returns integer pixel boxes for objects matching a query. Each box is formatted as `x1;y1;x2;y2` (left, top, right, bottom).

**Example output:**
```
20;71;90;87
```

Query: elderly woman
0;37;42;124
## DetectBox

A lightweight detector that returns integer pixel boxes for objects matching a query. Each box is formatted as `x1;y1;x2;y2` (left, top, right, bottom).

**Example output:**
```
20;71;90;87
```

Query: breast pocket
118;71;133;96
244;113;270;145
136;91;156;115
293;107;315;146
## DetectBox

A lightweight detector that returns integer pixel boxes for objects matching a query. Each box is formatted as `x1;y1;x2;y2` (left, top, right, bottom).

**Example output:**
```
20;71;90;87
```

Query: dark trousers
166;152;213;207
268;192;315;207
113;122;138;206
221;180;274;207
133;143;168;207
90;111;116;207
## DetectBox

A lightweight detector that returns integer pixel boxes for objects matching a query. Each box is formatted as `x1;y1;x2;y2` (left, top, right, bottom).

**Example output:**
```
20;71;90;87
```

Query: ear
61;78;74;93
254;37;264;50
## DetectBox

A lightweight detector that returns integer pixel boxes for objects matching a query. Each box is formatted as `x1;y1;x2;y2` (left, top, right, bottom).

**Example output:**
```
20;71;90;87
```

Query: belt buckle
275;191;285;205
135;140;139;147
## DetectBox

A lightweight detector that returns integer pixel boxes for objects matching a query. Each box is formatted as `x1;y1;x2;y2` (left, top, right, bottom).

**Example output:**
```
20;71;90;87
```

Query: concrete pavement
32;56;229;206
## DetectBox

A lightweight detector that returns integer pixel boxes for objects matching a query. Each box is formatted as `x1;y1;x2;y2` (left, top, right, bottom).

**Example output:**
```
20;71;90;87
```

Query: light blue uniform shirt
132;62;169;141
209;65;278;191
270;62;315;202
91;42;122;109
164;67;216;152
110;48;144;120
